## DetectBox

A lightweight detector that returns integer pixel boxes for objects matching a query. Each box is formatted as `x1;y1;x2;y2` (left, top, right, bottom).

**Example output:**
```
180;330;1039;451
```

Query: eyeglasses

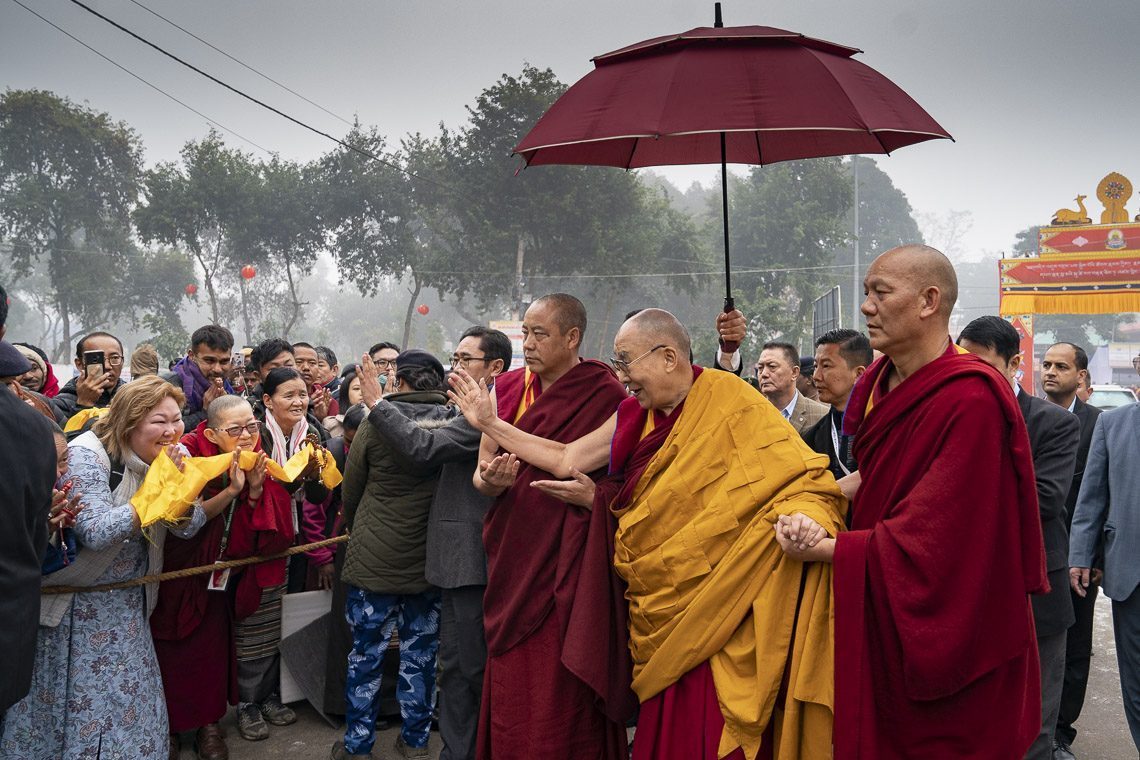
450;354;492;368
372;358;396;370
106;354;124;367
216;422;260;439
610;345;667;374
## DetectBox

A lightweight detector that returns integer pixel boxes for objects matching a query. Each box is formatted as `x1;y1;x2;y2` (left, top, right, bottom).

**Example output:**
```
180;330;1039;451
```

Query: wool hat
395;349;445;379
13;343;46;377
0;340;33;378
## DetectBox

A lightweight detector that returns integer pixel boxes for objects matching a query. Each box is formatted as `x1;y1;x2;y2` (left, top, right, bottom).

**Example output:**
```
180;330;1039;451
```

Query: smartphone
83;350;105;379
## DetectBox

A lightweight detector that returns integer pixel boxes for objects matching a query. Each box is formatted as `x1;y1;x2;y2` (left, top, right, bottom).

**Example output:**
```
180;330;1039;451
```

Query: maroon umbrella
515;3;952;312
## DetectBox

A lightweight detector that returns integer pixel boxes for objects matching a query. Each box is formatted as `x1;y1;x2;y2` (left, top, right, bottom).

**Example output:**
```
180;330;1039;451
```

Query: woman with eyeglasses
230;366;329;742
151;394;295;760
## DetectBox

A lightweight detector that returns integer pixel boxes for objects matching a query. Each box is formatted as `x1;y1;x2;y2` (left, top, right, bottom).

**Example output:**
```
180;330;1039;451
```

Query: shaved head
530;293;587;337
613;308;694;413
621;308;692;356
874;244;958;317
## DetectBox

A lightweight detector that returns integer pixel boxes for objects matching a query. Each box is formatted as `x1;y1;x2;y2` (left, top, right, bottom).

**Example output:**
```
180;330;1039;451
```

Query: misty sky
3;0;1139;263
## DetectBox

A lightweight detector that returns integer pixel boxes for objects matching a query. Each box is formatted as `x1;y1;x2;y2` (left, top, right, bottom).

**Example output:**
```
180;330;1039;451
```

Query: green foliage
135;131;261;326
0;89;142;357
721;158;853;350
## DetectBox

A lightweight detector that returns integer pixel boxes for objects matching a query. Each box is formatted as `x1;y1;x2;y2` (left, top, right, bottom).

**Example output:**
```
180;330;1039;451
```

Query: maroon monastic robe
151;423;294;732
834;343;1047;759
477;360;632;760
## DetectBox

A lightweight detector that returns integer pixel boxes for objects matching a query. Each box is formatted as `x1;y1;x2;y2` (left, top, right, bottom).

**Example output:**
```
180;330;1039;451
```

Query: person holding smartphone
49;331;126;420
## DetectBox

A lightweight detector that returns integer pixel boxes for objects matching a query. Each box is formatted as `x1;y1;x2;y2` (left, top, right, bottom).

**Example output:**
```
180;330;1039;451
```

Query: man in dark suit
959;317;1080;760
801;329;872;523
359;326;512;760
0;284;56;720
1041;342;1102;760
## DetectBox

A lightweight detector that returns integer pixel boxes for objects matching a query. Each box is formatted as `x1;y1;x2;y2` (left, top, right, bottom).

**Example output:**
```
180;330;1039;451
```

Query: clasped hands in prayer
774;513;836;562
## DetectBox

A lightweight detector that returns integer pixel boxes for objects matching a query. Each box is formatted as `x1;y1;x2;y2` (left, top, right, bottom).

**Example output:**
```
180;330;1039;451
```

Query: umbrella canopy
515;23;951;168
513;7;952;317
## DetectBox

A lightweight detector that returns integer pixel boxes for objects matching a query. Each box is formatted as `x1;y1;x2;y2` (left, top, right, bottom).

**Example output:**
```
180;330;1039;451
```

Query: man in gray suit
959;317;1081;760
1043;342;1103;760
1069;357;1140;753
756;341;829;434
359;326;512;760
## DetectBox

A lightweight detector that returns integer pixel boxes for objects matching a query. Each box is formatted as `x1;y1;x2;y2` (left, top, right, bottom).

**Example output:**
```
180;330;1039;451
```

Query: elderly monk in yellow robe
449;308;846;760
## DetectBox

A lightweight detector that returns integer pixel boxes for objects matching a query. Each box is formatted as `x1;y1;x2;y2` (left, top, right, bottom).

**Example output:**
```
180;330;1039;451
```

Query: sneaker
1052;740;1077;760
236;703;269;741
329;740;371;759
259;694;297;726
394;734;430;760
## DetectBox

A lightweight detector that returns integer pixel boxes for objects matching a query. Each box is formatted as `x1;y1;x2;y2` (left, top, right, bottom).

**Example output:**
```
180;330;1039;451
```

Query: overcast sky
3;0;1139;261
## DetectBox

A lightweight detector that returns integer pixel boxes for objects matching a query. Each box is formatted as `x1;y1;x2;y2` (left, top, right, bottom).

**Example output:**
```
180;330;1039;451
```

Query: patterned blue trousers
343;586;441;754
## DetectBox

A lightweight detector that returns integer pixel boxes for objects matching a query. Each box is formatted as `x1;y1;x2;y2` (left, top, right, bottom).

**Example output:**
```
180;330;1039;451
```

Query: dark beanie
0;340;32;377
395;349;445;379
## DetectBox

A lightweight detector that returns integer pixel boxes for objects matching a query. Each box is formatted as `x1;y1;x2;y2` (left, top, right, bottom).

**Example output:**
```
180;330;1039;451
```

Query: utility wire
62;0;458;195
7;0;272;155
123;0;352;127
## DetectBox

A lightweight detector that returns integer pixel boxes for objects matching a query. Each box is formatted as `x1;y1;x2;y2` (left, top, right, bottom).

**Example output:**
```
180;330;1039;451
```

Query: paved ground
190;598;1132;760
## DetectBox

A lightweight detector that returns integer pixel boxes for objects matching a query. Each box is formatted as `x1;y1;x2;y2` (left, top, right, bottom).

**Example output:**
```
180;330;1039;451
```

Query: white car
1088;385;1138;411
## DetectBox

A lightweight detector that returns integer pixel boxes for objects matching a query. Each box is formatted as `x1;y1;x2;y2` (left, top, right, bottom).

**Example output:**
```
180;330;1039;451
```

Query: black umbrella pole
720;131;734;313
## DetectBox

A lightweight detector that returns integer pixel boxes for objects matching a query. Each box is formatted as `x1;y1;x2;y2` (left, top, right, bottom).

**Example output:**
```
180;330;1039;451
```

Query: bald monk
451;307;846;760
465;293;632;759
776;245;1048;759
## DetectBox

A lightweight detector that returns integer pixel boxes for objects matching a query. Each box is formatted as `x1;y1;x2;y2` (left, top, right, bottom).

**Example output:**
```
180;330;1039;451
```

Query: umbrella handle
719;296;740;354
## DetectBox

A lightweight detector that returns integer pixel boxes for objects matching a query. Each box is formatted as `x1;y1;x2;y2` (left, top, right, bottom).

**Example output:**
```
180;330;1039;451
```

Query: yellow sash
131;444;343;527
512;368;538;424
613;370;845;760
64;407;108;433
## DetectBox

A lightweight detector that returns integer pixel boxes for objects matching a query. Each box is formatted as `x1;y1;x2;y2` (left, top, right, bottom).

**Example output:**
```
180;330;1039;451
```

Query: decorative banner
1039;222;1140;255
1005;314;1035;395
999;253;1140;316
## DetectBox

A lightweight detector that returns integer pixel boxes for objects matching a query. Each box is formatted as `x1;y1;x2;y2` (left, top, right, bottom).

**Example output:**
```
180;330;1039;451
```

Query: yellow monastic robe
613;369;846;760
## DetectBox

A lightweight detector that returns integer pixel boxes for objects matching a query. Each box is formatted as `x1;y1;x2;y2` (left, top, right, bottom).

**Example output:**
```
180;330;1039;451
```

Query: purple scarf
172;355;234;412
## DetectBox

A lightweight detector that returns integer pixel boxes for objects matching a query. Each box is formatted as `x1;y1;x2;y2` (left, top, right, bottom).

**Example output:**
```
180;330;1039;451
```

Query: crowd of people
0;242;1137;760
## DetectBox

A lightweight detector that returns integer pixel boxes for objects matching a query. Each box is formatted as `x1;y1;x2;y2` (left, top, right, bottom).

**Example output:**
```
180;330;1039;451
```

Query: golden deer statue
1052;195;1091;225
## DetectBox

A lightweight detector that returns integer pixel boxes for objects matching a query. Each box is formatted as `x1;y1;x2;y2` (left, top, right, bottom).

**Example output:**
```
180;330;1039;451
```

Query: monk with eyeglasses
450;307;844;760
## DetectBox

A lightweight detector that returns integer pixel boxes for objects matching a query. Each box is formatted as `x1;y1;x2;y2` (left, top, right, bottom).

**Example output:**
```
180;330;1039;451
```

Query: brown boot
195;723;229;760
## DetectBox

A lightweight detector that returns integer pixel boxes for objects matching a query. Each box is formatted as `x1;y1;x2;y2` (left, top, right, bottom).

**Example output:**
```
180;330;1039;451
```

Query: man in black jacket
1042;342;1103;760
358;326;511;760
801;329;872;520
959;317;1080;760
0;284;57;720
49;330;126;421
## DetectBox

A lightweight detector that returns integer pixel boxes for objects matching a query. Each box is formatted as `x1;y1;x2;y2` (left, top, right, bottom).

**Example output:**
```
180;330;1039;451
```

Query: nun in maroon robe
150;421;294;737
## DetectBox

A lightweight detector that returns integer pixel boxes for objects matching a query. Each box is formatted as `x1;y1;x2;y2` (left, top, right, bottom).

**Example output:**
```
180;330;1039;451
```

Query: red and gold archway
999;172;1140;391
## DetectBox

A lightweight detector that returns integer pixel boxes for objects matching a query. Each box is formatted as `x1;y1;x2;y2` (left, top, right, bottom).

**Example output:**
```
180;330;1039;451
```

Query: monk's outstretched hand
447;369;496;431
479;453;520;491
531;468;596;510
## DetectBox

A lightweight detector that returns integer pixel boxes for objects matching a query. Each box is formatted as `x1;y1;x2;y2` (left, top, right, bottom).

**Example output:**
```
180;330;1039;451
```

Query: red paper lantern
416;303;430;316
240;265;256;280
185;283;198;296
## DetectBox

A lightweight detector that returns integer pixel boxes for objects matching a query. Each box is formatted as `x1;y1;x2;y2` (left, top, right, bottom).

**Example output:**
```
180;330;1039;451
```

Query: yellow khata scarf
64;407;108;433
131;443;343;527
612;370;846;760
